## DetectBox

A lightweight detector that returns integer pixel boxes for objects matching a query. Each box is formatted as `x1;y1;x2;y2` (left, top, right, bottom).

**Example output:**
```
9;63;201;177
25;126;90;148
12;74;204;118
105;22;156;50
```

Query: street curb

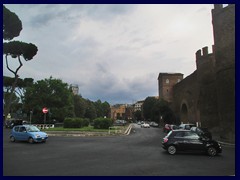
217;141;235;146
124;124;133;135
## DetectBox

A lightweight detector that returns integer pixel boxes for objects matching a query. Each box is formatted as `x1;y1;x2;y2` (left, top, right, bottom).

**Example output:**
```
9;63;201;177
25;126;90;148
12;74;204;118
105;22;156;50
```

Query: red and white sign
42;107;48;114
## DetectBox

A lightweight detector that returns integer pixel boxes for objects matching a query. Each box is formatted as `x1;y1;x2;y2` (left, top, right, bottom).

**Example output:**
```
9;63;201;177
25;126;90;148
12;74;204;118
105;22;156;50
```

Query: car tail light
163;138;168;143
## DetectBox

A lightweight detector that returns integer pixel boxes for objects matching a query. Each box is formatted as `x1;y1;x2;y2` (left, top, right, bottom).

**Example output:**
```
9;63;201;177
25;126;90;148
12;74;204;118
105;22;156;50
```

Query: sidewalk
212;133;235;146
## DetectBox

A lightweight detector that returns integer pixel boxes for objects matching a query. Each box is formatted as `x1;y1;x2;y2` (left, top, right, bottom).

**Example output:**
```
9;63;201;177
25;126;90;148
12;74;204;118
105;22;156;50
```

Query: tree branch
16;55;23;76
5;54;15;75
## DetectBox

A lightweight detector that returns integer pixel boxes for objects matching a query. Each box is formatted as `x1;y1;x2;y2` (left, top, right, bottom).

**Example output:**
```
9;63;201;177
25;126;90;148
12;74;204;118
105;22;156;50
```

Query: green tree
134;110;142;121
84;100;97;120
94;100;104;117
3;5;38;116
73;95;87;118
24;77;74;123
93;100;110;118
102;101;110;118
4;76;34;116
3;5;22;40
151;99;177;125
142;97;158;120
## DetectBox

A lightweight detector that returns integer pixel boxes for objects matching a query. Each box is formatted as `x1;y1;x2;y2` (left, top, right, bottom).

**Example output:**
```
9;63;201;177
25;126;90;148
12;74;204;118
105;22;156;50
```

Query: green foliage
3;6;38;117
3;5;22;40
24;77;74;122
142;97;176;124
82;118;90;127
63;118;72;128
63;118;90;128
93;118;113;129
151;99;176;124
134;110;142;120
84;100;97;120
142;97;158;120
73;95;86;118
3;41;38;61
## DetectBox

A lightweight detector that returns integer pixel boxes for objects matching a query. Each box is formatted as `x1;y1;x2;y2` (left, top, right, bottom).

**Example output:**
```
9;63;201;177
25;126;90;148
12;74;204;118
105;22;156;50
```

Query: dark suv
178;123;196;130
162;130;222;156
190;127;212;140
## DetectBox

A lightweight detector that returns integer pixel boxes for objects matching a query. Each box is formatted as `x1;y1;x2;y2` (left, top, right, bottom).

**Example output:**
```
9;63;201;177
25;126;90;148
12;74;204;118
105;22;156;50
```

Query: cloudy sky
3;4;215;104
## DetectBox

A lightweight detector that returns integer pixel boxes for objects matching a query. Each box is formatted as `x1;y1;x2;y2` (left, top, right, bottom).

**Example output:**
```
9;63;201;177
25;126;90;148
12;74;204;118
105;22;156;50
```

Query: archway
180;103;188;123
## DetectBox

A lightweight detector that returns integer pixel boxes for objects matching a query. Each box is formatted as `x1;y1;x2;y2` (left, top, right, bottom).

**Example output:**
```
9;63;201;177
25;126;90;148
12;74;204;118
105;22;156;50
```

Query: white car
141;123;150;128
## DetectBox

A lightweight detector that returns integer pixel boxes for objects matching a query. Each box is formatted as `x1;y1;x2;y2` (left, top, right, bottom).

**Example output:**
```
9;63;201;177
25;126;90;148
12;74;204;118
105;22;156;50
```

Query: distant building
70;84;79;95
133;100;144;112
110;104;133;121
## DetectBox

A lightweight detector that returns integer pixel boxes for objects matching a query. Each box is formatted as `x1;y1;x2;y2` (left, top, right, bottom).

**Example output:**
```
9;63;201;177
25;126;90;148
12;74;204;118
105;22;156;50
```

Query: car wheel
167;145;177;155
28;137;34;144
207;146;217;156
10;136;15;142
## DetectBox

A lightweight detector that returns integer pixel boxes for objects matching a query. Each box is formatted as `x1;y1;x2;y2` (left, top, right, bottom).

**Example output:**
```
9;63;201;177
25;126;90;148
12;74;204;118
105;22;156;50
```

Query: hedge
63;118;89;128
93;118;113;129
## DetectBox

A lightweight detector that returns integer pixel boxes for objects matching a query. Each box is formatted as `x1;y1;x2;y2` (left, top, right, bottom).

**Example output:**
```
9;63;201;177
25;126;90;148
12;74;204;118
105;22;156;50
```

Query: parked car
178;123;196;130
10;125;48;143
5;119;23;128
150;122;159;127
137;121;141;125
162;130;222;156
114;120;127;126
163;124;178;133
191;127;212;140
163;124;171;133
141;123;150;128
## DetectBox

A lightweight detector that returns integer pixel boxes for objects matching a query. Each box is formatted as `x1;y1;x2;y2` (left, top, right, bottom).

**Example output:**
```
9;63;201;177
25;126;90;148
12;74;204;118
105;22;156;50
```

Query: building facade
70;84;79;95
110;104;133;121
133;100;144;112
158;73;183;102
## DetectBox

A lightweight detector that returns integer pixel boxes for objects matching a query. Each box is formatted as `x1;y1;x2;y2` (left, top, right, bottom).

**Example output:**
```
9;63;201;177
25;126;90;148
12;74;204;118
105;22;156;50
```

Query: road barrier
32;124;55;129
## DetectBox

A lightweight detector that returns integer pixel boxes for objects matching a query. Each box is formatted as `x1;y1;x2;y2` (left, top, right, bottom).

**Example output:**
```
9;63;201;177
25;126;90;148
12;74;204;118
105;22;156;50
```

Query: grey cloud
30;12;56;27
80;72;158;104
84;4;136;21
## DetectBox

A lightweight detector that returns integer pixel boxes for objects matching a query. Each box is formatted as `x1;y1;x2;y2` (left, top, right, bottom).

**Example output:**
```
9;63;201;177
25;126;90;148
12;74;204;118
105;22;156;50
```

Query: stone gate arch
180;100;189;123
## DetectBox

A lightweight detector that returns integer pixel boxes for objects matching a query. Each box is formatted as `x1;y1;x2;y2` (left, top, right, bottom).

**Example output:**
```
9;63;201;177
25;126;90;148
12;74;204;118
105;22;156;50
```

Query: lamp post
30;110;33;124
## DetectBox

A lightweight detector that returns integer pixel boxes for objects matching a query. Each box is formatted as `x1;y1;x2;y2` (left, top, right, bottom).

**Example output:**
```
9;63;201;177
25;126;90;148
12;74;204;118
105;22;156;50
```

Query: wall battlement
195;45;214;61
213;4;234;12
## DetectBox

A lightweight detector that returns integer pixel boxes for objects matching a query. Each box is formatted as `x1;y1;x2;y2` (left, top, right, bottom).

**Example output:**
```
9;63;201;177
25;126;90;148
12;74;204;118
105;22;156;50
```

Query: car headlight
35;134;40;138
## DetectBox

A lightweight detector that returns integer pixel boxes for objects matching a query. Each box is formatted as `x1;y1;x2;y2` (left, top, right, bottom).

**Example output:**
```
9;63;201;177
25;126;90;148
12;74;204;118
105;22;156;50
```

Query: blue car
10;125;48;143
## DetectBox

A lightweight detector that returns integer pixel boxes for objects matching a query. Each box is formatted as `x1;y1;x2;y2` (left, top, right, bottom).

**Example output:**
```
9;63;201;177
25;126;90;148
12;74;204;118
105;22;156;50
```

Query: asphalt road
3;124;235;176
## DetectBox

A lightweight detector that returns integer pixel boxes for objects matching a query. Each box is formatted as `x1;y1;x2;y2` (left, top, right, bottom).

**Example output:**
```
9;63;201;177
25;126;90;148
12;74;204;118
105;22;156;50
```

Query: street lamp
30;110;33;124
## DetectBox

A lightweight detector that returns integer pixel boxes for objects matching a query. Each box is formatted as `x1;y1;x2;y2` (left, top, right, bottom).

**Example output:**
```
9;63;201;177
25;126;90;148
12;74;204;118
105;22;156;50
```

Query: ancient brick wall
212;4;235;142
170;4;235;143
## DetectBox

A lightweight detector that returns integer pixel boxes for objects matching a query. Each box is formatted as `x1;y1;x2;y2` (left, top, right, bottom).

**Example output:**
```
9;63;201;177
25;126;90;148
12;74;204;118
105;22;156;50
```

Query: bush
82;118;90;127
63;118;72;128
93;118;113;129
63;118;90;128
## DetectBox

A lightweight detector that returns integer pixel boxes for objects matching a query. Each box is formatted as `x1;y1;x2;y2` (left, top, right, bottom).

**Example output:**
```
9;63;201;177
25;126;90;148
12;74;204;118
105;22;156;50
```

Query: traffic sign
42;107;48;114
